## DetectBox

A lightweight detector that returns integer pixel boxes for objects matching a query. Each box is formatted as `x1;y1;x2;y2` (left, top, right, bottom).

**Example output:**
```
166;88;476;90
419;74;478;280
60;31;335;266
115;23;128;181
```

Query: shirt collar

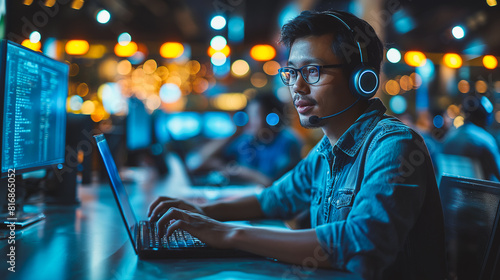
317;98;387;157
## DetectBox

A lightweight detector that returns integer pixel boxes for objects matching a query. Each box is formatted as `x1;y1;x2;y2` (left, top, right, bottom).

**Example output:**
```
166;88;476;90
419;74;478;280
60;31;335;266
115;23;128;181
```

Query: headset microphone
309;99;360;124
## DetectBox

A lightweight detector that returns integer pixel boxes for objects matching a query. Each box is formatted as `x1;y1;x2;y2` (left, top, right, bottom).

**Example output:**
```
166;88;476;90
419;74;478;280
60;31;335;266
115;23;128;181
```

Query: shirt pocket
329;189;355;222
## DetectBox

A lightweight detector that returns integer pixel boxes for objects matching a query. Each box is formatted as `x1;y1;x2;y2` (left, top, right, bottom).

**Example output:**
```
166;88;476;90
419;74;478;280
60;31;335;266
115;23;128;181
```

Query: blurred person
149;10;445;280
192;92;302;187
442;94;500;181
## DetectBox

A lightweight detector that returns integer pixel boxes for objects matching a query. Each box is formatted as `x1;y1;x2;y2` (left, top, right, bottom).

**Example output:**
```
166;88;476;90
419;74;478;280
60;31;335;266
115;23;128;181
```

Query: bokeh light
231;60;250;77
458;80;470;93
263;61;281;76
451;26;465;39
385;80;400;95
443;53;462;68
266;113;280;126
65;40;89;55
250;45;276;61
21;39;41;52
114;42;137;57
160;42;184;59
29;31;41;43
404;51;426;67
233;111;249;126
96;10;111;24
210;15;227;30
386;48;401;63
483;55;498;69
210;36;227;51
160;83;182;103
118;32;131;46
390;96;407;114
475;80;488;93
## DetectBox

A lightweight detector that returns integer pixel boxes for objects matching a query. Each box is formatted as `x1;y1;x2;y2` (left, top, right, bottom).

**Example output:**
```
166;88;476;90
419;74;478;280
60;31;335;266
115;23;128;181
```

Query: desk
1;165;359;280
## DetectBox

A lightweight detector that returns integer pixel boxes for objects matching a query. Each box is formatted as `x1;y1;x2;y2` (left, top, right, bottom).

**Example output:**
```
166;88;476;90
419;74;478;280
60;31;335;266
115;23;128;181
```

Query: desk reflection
1;165;359;280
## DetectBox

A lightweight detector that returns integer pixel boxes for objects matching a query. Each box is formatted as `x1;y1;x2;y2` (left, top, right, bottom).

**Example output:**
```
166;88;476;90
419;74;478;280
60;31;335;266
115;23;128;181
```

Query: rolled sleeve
256;150;317;219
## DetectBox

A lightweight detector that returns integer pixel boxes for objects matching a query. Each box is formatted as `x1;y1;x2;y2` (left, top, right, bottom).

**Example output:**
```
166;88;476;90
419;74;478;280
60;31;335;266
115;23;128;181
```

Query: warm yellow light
146;95;161;111
114;42;138;57
160;42;184;59
399;75;413;91
447;104;460;119
77;83;89;97
443;53;462;68
475;80;488;93
487;0;497;7
250;45;276;61
65;40;89;55
404;51;426;67
85;44;106;59
81;100;96;115
410;73;422;89
457;80;470;94
250;72;268;88
117;60;132;76
483;55;498;69
21;39;41;52
71;0;85;10
207;45;230;57
384;80;400;95
263;60;281;76
143;59;158;74
45;0;56;7
187;60;201;75
453;116;464;128
231;59;250;77
496;111;500;123
23;0;34;5
212;93;247;111
193;78;209;94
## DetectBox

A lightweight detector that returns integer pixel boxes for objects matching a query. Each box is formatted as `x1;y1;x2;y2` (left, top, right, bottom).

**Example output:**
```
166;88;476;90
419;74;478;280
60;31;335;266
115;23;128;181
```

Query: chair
439;175;500;280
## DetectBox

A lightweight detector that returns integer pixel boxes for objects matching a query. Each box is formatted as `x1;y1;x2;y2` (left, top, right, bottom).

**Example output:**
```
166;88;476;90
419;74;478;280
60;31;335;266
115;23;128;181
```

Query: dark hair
279;10;384;77
249;91;285;116
247;91;286;128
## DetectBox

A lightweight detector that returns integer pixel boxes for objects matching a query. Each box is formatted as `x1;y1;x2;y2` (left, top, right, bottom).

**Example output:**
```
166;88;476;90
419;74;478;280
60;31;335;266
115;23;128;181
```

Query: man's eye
307;67;318;74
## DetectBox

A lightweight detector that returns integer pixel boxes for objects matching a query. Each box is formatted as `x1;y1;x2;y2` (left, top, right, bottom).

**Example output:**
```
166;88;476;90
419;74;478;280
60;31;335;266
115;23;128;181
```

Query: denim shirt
257;98;446;279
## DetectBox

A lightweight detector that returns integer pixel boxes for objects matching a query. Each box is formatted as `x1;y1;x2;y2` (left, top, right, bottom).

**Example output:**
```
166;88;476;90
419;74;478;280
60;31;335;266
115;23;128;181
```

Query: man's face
287;34;354;128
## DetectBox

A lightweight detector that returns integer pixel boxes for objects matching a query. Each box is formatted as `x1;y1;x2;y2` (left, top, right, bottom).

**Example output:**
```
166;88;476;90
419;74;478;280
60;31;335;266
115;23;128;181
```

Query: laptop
94;134;254;259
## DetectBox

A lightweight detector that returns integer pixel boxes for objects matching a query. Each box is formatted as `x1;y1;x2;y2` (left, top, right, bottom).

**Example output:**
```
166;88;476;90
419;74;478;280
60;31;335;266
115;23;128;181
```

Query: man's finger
147;196;171;217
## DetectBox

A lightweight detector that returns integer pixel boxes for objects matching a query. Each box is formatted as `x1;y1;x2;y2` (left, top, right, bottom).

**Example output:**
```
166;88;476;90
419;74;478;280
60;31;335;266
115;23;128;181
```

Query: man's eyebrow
287;58;325;66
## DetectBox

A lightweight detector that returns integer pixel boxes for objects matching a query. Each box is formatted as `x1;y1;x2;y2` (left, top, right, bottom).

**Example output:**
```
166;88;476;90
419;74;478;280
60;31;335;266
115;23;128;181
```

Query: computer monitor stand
0;175;45;229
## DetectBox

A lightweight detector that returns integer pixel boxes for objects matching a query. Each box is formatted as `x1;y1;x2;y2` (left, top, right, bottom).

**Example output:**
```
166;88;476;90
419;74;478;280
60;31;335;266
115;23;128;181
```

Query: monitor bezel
0;39;69;178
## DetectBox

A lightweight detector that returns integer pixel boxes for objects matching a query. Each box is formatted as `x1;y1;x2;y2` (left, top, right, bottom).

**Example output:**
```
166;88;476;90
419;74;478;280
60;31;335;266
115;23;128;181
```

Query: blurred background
3;0;500;181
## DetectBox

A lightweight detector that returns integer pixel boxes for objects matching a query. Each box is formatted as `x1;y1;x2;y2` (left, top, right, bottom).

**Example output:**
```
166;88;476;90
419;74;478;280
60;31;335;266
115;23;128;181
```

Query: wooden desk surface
0;165;360;280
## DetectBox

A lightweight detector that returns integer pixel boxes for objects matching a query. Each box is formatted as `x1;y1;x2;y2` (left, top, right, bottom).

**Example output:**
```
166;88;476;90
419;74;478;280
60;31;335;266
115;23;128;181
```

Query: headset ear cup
350;65;379;99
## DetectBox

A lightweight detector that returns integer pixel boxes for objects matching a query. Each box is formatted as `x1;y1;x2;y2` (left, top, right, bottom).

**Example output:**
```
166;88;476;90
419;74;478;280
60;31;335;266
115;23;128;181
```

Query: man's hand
157;207;240;249
147;196;205;222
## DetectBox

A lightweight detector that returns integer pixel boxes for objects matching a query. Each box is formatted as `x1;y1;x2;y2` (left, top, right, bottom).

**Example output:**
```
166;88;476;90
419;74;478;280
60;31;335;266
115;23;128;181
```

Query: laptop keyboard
141;221;206;249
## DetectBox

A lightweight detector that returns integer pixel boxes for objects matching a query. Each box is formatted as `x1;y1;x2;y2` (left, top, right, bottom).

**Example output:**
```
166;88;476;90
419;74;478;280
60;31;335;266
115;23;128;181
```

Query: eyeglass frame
278;64;345;86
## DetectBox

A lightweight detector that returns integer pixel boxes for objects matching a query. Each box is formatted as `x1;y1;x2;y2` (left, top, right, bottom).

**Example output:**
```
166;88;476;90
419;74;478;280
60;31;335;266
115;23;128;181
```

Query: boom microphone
309;99;360;124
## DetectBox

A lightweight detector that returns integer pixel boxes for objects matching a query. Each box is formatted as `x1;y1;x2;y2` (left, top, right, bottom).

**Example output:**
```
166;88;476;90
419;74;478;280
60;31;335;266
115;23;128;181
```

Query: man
148;10;446;279
442;94;500;181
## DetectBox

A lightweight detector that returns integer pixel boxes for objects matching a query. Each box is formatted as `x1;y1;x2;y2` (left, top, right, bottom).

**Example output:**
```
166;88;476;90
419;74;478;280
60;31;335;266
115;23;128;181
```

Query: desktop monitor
0;40;69;177
126;97;152;151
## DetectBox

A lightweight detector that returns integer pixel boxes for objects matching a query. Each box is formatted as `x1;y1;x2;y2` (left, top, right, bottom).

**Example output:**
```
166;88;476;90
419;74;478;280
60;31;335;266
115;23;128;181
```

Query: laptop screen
94;134;138;253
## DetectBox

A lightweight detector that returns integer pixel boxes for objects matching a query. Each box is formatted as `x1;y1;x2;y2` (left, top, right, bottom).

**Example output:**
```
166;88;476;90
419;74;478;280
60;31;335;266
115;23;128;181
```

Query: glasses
278;64;344;86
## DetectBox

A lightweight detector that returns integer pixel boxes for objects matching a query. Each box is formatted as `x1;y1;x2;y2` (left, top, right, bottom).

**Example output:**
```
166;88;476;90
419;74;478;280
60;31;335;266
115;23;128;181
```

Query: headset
308;12;379;124
325;11;379;99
